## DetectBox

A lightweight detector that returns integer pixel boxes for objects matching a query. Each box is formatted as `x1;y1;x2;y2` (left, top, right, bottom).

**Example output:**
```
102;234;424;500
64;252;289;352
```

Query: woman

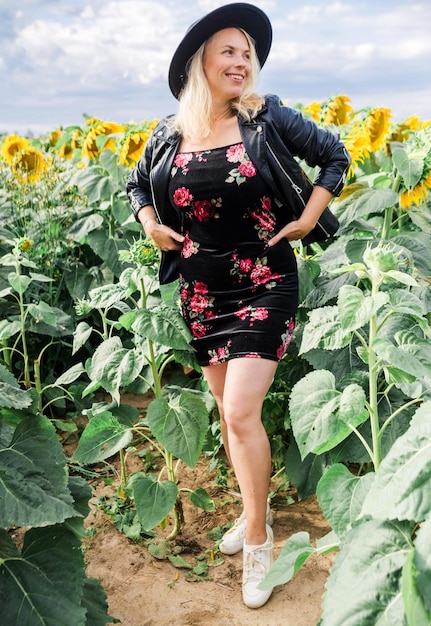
127;3;350;609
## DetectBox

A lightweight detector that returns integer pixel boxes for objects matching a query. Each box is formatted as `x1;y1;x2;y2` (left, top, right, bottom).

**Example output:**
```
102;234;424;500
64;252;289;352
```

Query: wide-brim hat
168;2;272;99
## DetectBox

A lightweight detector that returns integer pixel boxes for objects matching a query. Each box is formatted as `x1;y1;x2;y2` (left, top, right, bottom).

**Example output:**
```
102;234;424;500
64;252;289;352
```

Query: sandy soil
80;393;333;626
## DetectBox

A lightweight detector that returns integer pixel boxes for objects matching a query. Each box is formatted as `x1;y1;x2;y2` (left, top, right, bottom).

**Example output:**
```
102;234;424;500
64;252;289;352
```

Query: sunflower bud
120;238;160;267
363;244;399;273
75;298;93;316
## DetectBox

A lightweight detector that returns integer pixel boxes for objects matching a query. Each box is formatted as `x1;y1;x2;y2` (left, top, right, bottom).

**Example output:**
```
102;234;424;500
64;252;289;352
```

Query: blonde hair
169;29;265;141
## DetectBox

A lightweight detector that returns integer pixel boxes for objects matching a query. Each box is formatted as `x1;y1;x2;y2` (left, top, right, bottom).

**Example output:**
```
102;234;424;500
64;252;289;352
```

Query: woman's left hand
267;186;334;246
267;216;315;245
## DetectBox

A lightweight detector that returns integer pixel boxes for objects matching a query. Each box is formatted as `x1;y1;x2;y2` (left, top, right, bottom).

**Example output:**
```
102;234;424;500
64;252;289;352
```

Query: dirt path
84;458;332;626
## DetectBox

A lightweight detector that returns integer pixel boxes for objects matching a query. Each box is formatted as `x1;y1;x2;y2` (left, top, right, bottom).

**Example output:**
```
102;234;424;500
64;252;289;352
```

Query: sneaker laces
243;543;272;585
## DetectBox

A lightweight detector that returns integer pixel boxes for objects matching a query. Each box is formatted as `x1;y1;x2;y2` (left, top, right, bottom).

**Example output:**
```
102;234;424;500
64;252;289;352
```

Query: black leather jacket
127;94;350;282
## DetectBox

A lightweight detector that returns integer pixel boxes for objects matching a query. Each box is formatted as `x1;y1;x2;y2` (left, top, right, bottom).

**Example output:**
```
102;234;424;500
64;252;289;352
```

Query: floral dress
169;142;298;366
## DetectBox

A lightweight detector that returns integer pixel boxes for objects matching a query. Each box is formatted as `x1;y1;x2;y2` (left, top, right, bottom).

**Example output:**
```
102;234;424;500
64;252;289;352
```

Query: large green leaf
146;392;209;468
413;517;431;615
299;305;349;354
361;403;431;522
67;213;104;242
0;526;87;626
0;414;77;527
72;412;133;465
316;464;375;538
72;321;94;355
259;531;315;590
0;319;20;340
290;370;368;459
0;381;33;410
402;549;431;626
133;475;178;530
72;165;116;205
132;306;192;351
338;284;388;333
85;337;146;404
393;233;431;277
392;144;424;189
320;519;413;626
87;283;129;309
81;577;114;626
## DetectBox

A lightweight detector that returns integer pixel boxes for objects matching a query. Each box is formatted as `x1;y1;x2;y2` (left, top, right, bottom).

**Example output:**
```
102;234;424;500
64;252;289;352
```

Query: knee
223;404;254;437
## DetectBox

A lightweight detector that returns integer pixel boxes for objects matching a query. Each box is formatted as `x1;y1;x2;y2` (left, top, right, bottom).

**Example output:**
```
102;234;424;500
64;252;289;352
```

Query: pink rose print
182;234;199;258
254;307;269;321
194;200;217;222
226;144;245;162
245;353;261;358
194;281;208;294
262;197;272;211
208;340;232;365
190;293;209;313
238;160;256;177
235;305;269;326
235;306;249;321
205;310;216;319
277;318;296;360
239;258;253;272
191;321;207;338
173;186;193;207
180;287;191;302
174;153;193;174
250;265;272;285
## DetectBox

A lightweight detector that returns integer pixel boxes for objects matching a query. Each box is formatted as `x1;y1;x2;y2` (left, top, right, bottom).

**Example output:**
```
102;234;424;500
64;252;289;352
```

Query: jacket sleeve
126;127;160;220
268;95;350;197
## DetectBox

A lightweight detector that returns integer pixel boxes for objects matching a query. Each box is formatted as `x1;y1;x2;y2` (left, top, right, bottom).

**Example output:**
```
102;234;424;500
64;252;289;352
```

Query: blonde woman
127;3;349;609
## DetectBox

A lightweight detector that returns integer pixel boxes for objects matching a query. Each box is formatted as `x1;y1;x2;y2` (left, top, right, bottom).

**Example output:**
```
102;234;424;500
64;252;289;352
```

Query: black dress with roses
169;143;298;367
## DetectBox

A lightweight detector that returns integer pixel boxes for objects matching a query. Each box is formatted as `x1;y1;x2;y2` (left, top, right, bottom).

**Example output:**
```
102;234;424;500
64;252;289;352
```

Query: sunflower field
1;96;431;625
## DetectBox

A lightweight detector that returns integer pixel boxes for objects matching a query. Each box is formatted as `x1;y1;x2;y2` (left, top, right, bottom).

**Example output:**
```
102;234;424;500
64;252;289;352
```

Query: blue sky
1;0;430;135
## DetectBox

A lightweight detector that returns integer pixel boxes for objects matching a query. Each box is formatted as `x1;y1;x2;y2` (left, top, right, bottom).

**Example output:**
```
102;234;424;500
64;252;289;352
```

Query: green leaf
73;321;93;355
402;549;431;626
71;165;116;205
168;554;193;569
0;414;77;527
87;283;129;309
413;517;431;615
0;319;20;340
55;363;86;386
189;488;215;511
133;475;178;530
290;370;368;459
338;284;388;332
320;519;413;626
132;306;192;351
67;213;104;242
299;306;349;354
0;381;33;409
371;338;430;383
0;525;87;626
80;577;114;626
316;464;375;538
148;539;172;559
146;392;209;468
392;144;424;189
72;412;133;464
8;272;31;294
361;410;431;522
259;531;315;590
86;337;146;404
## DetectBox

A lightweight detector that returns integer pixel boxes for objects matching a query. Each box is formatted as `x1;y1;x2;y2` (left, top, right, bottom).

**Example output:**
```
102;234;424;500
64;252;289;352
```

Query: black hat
168;3;272;99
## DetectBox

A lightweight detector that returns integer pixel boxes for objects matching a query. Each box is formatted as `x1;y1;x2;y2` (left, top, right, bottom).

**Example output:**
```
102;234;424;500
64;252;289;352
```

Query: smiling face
203;28;252;102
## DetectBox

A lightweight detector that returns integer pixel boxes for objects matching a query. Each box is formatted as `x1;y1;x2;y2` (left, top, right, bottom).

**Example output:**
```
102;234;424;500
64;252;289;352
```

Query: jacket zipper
265;140;331;237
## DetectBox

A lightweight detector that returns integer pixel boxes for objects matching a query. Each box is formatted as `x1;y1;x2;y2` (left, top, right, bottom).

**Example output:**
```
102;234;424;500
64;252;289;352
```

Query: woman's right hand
144;219;184;252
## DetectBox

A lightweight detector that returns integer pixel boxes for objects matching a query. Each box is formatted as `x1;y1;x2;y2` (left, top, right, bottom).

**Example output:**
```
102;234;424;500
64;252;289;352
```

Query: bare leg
202;362;232;465
202;358;278;545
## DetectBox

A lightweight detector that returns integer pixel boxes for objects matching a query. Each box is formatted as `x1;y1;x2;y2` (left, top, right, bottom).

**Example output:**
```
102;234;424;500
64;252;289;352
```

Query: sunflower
49;129;62;149
81;121;126;160
59;143;75;159
384;116;431;155
12;147;46;184
118;121;158;166
303;101;321;122
1;134;31;165
342;123;371;177
364;107;392;151
323;95;353;126
399;172;431;208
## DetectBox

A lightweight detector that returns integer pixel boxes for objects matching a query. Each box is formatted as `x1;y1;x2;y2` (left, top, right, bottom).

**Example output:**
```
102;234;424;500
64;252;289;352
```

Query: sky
1;0;430;135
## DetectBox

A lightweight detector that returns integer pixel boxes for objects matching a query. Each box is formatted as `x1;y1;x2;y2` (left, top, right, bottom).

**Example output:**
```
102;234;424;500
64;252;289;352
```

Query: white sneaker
242;525;274;609
219;504;273;555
